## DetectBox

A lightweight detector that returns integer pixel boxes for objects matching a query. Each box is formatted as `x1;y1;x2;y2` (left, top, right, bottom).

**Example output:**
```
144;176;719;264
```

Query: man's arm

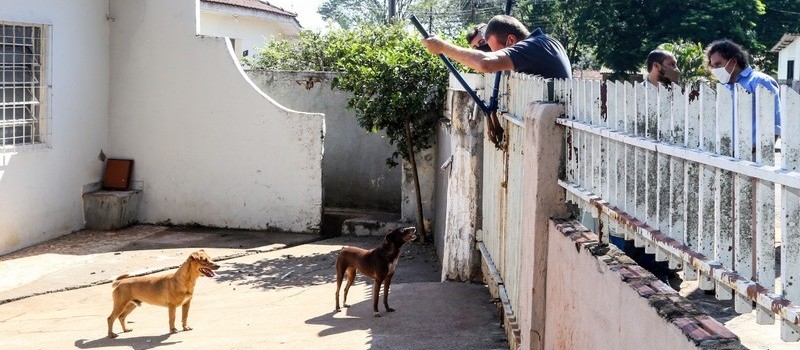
421;36;514;73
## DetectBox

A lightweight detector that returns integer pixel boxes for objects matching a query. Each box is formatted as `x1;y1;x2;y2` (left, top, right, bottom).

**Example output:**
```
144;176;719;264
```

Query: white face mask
712;59;732;83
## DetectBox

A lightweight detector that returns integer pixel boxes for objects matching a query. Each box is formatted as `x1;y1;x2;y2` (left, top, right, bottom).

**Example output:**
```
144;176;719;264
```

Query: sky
267;0;328;31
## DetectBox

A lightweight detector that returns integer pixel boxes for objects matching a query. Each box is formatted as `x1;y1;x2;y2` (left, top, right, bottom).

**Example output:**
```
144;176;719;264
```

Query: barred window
0;21;50;151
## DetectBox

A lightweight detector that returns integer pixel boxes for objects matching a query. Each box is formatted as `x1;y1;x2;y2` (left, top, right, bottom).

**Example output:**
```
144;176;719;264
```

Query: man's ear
506;34;518;47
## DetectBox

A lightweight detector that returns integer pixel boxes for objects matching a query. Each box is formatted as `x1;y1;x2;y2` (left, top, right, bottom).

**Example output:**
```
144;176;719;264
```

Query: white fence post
755;85;777;325
780;86;800;341
714;83;735;300
698;84;717;291
733;85;755;313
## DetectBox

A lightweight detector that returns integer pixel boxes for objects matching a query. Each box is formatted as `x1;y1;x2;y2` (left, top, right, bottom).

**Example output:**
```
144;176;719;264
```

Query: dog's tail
111;274;130;288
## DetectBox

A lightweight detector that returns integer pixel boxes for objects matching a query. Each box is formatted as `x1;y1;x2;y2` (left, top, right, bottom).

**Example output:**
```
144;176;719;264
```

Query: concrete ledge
83;190;142;230
478;242;522;350
550;219;744;350
341;218;406;236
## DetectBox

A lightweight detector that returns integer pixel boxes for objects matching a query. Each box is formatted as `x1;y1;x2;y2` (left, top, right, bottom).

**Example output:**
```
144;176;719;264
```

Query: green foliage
515;0;770;76
754;0;800;74
316;0;505;37
245;25;448;168
659;41;714;84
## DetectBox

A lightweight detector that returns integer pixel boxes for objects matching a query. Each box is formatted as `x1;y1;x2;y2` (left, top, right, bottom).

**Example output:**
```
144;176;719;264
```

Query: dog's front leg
372;279;382;317
168;306;178;333
181;299;193;331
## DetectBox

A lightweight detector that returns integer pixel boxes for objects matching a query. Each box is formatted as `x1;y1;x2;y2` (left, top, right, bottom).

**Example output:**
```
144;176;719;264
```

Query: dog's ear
190;251;201;260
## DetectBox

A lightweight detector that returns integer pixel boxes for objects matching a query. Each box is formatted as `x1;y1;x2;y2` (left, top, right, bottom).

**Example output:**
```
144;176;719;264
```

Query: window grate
0;20;51;153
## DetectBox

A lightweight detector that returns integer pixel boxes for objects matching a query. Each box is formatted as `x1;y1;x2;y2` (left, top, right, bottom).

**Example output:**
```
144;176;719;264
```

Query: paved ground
0;225;508;350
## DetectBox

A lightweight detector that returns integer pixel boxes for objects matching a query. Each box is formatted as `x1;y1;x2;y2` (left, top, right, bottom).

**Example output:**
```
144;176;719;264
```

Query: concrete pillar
441;88;484;281
518;102;568;350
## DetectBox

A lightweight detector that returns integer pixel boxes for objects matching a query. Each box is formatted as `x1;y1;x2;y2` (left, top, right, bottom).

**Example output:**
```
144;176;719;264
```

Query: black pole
410;15;491;114
388;0;396;21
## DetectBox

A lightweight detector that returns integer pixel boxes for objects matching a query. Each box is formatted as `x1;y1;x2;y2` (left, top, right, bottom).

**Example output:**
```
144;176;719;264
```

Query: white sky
267;0;328;31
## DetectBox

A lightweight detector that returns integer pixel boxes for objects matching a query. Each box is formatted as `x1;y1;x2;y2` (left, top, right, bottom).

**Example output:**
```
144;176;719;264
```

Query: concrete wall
245;70;401;212
0;0;110;255
200;10;297;60
438;79;484;282
543;220;742;350
108;0;324;232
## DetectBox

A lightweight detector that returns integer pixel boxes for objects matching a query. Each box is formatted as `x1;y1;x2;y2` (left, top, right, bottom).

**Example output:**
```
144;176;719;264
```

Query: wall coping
551;219;745;350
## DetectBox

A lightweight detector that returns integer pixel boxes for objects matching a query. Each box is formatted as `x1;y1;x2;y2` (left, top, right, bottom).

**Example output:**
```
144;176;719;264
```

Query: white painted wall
0;0;110;255
108;0;324;232
246;71;401;212
778;39;799;82
200;10;297;60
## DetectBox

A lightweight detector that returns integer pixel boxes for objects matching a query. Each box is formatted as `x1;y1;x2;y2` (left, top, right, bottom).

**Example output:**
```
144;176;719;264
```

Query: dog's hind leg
342;268;356;308
118;301;138;333
372;277;383;317
383;274;395;312
335;259;345;312
107;295;128;338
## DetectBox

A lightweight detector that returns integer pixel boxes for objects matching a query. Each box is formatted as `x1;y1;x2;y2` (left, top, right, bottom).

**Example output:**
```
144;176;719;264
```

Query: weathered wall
108;0;324;232
246;70;401;212
0;0;110;255
401;148;435;232
438;79;484;281
543;220;742;350
519;102;568;350
433;119;450;263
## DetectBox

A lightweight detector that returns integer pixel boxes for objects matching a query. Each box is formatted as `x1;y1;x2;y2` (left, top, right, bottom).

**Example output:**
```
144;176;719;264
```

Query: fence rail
552;78;800;342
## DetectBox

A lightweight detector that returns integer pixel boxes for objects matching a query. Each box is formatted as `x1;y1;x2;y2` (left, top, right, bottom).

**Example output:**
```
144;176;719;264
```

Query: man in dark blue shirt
422;15;572;79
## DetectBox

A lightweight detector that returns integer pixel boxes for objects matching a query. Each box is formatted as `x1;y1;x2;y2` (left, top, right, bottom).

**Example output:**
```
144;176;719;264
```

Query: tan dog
107;249;219;338
335;227;417;317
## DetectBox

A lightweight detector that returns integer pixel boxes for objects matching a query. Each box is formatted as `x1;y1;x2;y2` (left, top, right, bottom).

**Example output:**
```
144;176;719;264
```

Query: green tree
514;0;767;77
659;41;713;83
754;0;800;74
317;0;414;29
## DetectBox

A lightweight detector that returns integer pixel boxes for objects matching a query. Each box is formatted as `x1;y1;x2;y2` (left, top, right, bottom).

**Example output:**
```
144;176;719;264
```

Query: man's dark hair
466;23;486;44
485;15;529;43
646;49;674;72
705;39;749;69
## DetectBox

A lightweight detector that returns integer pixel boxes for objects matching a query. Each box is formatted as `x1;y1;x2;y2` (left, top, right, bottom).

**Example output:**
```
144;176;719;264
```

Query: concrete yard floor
0;225;508;350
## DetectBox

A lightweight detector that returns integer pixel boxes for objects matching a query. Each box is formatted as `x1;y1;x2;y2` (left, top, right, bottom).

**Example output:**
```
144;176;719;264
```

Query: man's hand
421;36;446;55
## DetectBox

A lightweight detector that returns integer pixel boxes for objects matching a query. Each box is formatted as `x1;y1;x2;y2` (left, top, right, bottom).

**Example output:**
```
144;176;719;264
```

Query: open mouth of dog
404;228;418;242
199;268;216;278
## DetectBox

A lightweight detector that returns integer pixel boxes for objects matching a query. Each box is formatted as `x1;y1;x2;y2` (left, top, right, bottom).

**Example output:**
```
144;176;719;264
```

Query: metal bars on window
0;21;50;153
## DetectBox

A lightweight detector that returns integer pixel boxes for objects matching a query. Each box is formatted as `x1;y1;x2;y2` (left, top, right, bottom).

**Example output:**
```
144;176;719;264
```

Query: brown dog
107;249;220;338
335;227;417;317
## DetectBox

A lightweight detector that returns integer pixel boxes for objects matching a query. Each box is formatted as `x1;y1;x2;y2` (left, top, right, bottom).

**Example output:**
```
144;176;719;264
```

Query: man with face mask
645;49;681;87
706;39;781;146
422;15;572;78
466;23;491;52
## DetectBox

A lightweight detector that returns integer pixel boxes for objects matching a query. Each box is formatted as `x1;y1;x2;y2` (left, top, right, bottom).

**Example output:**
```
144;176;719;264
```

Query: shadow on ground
215;237;441;291
0;225;318;262
75;334;179;350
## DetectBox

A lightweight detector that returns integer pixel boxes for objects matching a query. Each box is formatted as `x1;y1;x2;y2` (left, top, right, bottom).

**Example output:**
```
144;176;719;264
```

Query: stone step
341;218;410;237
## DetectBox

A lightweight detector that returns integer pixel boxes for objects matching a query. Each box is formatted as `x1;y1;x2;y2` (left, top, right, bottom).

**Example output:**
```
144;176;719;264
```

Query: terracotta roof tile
202;0;297;18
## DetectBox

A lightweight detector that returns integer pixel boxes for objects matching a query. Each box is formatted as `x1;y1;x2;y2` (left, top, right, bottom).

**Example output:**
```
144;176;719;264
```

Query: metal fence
553;78;800;342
